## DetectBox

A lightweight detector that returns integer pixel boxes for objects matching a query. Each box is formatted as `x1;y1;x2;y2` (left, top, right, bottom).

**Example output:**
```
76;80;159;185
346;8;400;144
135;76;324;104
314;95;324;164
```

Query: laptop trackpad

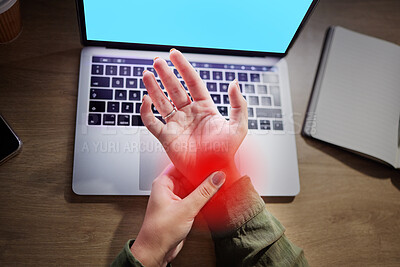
139;130;171;191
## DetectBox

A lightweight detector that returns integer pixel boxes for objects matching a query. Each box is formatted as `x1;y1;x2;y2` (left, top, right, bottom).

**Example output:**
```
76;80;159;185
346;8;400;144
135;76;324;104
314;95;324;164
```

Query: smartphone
0;115;22;165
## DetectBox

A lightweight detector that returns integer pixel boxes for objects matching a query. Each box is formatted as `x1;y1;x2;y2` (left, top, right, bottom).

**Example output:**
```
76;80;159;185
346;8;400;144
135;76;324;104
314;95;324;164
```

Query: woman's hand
141;49;248;187
130;165;225;267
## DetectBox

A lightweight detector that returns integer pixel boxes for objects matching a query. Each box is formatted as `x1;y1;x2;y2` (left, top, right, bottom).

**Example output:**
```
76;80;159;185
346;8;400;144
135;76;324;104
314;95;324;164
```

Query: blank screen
83;0;313;54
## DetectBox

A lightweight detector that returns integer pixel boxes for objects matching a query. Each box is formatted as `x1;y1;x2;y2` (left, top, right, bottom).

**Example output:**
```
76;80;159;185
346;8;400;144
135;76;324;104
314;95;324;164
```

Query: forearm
202;176;309;266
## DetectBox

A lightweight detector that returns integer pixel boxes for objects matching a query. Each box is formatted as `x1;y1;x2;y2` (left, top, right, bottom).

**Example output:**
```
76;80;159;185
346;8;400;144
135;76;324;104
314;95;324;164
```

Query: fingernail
142;69;148;75
170;48;177;53
212;171;226;187
153;56;159;63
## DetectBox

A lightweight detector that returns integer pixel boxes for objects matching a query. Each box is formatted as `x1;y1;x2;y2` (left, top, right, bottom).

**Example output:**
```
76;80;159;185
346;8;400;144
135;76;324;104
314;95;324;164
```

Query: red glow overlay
166;135;260;233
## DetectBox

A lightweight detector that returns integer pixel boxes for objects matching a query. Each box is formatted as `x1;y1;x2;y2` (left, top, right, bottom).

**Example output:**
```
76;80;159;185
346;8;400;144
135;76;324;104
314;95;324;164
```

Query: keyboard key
260;120;271;130
103;114;116;125
223;94;230;104
155;116;166;124
244;84;255;94
133;67;145;76
238;73;248;81
89;101;106;112
225;72;235;81
173;68;182;78
151;104;159;114
122;102;134;113
88;113;101;125
248;119;258;129
181;81;188;90
126;78;138;88
219;83;229;92
248;107;254;117
115;90;127;100
105;65;117;75
107;102;120;113
257;85;268;94
249;96;259;106
92;65;103;75
261;96;272;106
217;106;228;116
147;67;158;77
250;73;260;82
135;103;142;113
112;77;124;88
142;91;148;97
211;94;221;104
273;120;284;130
91;76;110;87
90;89;112;100
256;108;282;118
129;90;141;101
206;82;217;92
200;70;210;80
156;79;164;89
120;66;131;76
132;115;144;126
239;83;243;92
118;115;130;126
213;71;223;80
270;86;281;106
140;79;146;88
262;73;279;83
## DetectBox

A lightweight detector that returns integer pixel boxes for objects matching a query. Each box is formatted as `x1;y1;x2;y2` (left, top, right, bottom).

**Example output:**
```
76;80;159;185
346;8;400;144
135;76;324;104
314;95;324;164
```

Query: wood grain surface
0;0;399;266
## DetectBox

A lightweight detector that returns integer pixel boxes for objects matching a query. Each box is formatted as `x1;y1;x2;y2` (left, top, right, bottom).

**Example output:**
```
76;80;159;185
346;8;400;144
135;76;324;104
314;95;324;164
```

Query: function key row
92;56;275;72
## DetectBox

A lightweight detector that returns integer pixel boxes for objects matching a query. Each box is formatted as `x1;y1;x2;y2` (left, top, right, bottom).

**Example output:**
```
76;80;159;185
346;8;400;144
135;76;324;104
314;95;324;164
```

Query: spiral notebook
303;26;400;169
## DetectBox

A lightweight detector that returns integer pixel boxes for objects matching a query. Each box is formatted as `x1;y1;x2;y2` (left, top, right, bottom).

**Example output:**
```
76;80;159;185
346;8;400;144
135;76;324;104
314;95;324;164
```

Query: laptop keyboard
88;56;284;131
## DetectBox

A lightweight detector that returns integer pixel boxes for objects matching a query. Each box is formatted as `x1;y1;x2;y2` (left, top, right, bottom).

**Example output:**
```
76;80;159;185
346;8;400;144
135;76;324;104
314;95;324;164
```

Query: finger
140;95;164;139
153;57;192;110
142;70;175;117
228;79;248;125
169;49;212;102
181;171;225;217
151;174;175;195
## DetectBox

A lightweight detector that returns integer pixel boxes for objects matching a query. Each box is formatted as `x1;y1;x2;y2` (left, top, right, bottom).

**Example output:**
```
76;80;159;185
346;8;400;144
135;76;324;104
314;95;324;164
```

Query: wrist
130;233;165;267
219;160;241;188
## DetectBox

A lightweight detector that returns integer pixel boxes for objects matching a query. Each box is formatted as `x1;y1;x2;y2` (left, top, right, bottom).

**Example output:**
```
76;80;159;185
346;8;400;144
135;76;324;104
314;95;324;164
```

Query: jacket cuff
201;176;266;236
111;239;144;267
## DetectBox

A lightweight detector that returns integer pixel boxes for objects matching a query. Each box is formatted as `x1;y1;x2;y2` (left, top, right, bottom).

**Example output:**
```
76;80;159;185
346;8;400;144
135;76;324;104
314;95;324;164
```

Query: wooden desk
0;0;399;265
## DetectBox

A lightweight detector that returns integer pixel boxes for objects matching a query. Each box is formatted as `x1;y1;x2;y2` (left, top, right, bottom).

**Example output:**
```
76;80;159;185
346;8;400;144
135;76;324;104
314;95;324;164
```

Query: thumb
181;171;226;217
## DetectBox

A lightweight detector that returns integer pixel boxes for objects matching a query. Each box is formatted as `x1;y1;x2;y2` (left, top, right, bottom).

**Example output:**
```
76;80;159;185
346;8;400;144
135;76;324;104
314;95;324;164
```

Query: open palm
141;49;247;186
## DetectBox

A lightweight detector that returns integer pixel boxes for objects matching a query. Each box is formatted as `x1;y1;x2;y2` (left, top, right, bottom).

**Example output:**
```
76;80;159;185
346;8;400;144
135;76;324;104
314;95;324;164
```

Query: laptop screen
82;0;314;54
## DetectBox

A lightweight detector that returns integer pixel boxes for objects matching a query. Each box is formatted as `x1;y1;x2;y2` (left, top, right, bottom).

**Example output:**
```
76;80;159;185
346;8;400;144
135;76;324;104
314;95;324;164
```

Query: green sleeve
202;176;309;267
111;240;144;267
111;240;172;267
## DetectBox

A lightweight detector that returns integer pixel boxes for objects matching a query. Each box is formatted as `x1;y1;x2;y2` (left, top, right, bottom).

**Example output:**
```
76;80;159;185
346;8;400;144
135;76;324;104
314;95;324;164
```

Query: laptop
72;0;319;196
